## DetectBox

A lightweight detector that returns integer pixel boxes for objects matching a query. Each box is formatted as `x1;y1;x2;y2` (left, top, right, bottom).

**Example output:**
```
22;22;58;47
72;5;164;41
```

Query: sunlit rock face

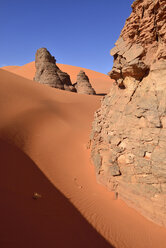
34;48;76;92
90;0;166;227
109;0;166;87
75;70;96;95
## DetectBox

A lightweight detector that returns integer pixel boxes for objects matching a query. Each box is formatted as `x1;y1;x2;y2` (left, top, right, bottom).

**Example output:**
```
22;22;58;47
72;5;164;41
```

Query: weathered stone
109;135;121;146
135;174;158;184
109;164;121;176
110;46;119;56
122;60;149;80
109;68;121;80
115;37;132;56
123;44;144;62
151;164;166;183
108;0;166;84
34;48;76;92
151;60;166;71
130;183;160;197
134;159;151;175
91;152;102;172
75;70;96;95
151;148;166;163
90;0;166;227
117;78;124;88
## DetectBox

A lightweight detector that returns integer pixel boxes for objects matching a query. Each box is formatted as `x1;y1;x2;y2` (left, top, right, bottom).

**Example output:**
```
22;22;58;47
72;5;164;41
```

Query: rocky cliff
34;48;76;92
90;0;166;226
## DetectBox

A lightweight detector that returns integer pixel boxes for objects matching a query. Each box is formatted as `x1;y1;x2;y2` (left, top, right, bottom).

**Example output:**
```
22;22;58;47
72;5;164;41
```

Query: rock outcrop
34;48;76;92
74;70;96;95
109;0;166;87
90;0;166;227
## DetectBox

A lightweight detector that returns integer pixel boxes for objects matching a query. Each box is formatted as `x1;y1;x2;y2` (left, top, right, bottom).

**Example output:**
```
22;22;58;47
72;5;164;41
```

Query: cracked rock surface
34;48;76;92
109;0;166;87
90;0;166;227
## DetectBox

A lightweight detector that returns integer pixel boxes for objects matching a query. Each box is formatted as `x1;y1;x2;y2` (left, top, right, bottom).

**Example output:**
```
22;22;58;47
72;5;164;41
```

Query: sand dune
2;62;112;94
0;67;166;248
0;139;112;248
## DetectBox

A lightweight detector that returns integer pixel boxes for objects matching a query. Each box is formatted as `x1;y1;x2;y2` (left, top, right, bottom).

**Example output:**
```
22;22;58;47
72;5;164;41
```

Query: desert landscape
1;0;166;247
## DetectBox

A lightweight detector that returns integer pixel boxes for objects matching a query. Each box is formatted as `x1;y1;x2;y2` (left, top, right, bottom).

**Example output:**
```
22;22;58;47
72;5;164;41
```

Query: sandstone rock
90;0;166;227
91;152;102;172
108;0;166;85
122;60;149;80
34;48;76;92
123;44;144;62
110;46;119;56
109;164;121;177
75;70;96;95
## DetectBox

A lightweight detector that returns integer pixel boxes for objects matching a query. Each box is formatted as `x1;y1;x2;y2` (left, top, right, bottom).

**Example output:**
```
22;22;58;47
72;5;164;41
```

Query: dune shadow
0;139;115;248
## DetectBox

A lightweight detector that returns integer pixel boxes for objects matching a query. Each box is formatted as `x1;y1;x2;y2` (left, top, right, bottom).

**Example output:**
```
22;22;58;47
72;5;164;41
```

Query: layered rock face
109;0;166;87
90;0;166;226
75;70;96;95
34;48;76;92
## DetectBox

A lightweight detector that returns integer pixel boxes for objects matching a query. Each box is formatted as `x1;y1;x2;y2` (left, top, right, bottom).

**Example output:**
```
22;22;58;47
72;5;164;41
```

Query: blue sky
1;0;133;73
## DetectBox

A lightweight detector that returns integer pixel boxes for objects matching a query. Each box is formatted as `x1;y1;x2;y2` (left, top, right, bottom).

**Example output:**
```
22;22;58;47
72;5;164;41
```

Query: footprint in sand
74;178;83;189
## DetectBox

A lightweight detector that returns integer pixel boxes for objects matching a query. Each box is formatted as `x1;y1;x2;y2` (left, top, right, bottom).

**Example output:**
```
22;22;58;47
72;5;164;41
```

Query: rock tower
75;70;96;95
34;48;76;92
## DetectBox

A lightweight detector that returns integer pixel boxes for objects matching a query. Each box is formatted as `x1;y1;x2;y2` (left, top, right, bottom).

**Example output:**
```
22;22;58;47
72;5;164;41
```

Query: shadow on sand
0;139;115;248
96;93;107;96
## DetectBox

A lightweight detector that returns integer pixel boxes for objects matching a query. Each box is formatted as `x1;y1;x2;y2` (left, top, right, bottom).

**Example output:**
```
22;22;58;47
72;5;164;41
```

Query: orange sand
2;62;111;94
0;64;166;248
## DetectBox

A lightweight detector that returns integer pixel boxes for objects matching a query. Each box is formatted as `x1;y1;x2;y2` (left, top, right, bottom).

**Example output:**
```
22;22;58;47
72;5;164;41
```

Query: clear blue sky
1;0;133;74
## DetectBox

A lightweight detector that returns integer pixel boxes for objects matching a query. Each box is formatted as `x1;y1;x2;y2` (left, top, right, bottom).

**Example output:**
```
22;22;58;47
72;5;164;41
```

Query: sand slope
0;67;166;248
2;62;112;94
0;139;113;248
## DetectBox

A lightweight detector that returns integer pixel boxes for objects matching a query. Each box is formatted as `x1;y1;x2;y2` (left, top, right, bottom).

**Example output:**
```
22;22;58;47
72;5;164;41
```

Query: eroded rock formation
75;70;96;95
90;0;166;226
109;0;166;88
34;48;76;92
